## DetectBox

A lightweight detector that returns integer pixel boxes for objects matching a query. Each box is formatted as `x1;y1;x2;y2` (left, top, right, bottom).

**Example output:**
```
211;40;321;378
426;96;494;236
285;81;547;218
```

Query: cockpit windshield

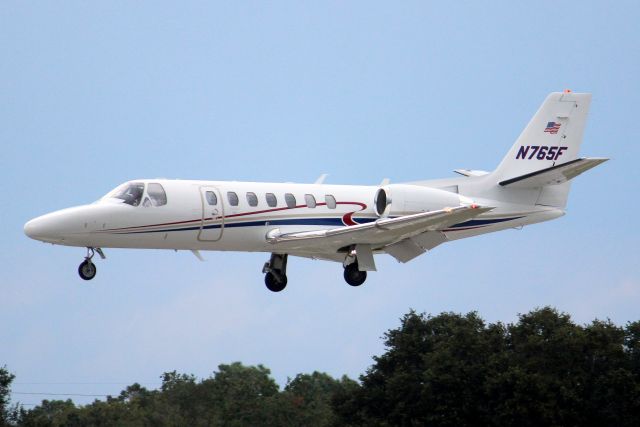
104;182;146;206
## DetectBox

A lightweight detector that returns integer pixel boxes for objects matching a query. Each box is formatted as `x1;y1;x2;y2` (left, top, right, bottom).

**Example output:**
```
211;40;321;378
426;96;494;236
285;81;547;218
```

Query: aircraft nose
24;205;101;245
24;215;57;242
23;218;35;238
24;211;73;244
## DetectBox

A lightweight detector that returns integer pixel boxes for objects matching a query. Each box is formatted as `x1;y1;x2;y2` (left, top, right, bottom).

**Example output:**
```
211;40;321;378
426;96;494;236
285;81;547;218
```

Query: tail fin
492;91;592;182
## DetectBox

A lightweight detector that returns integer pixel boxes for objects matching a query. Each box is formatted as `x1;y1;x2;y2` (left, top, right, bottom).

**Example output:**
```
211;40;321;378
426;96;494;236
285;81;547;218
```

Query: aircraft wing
266;206;493;266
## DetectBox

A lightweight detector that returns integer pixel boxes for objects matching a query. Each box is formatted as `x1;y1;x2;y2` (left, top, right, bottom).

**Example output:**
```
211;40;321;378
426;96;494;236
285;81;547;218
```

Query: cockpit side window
109;182;145;206
147;183;167;206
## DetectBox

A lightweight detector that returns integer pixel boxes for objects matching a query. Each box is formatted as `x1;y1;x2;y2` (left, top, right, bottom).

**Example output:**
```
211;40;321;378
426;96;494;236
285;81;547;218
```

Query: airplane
24;91;607;292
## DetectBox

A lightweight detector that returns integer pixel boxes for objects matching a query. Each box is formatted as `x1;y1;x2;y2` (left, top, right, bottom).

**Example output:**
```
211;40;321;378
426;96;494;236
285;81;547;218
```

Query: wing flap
384;231;447;263
499;157;608;188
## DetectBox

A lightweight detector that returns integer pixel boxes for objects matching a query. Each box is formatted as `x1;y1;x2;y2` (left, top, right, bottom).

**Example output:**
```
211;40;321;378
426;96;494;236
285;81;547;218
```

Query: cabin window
108;182;145;206
147;183;167;206
284;193;296;208
305;194;316;208
205;191;218;206
266;193;277;207
227;191;239;206
246;192;258;207
325;194;337;209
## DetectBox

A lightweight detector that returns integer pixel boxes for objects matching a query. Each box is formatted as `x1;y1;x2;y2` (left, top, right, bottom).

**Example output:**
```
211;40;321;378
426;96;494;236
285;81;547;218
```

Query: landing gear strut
78;247;104;281
263;253;288;292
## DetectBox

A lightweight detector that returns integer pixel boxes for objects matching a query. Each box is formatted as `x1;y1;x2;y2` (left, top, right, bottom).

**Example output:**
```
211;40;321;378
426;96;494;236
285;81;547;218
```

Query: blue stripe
111;216;376;234
449;216;524;229
107;215;521;235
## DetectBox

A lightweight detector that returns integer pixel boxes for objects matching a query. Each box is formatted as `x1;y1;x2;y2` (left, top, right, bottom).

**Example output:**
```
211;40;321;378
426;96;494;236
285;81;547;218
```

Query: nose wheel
77;247;104;281
78;259;97;280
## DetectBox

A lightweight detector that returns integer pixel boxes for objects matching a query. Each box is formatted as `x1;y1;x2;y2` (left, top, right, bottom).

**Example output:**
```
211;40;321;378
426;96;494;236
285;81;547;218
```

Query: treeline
3;307;640;426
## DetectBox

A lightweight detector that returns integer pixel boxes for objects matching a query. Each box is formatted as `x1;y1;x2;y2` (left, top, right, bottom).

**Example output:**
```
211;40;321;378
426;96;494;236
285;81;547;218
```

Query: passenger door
198;186;224;241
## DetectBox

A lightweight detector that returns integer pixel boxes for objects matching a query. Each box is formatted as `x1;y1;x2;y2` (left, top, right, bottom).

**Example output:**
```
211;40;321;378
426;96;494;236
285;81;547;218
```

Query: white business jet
24;92;607;292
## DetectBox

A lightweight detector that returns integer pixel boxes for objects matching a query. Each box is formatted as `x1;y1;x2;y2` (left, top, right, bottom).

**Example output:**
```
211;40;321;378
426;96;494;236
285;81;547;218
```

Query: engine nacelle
374;184;463;217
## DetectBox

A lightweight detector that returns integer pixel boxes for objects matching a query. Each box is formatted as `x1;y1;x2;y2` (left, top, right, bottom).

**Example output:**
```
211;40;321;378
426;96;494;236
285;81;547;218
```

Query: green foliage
281;372;358;426
334;307;640;427
18;400;80;427
1;366;16;427
6;308;640;426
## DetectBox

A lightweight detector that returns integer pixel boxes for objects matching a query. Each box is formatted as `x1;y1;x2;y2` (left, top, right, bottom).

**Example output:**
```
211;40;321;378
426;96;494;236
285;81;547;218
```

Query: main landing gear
263;253;288;292
343;247;368;287
261;250;371;291
344;261;367;287
78;247;105;281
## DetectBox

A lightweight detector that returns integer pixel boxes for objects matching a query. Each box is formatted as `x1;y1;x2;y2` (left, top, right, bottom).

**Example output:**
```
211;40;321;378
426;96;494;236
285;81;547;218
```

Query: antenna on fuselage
314;174;328;184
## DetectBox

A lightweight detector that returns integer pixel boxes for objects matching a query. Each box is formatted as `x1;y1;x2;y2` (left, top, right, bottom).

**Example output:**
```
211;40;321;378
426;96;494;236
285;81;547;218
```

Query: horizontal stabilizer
454;169;490;177
499;157;608;188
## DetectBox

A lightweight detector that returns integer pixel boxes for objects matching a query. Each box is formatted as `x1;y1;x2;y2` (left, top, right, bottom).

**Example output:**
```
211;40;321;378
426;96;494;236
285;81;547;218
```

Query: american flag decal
544;121;561;134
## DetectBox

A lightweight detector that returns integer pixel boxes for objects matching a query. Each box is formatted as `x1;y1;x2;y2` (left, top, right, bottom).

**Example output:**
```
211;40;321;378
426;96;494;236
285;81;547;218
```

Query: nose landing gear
263;253;288;292
78;247;105;281
78;259;96;280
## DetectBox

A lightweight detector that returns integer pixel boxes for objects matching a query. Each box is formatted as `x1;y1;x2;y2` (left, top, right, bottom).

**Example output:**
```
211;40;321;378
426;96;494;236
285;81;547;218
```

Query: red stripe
101;201;368;232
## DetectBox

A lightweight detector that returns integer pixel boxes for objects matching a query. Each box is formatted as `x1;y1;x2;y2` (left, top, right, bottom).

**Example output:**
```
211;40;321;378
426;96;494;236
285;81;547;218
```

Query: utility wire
14;382;161;385
13;392;111;397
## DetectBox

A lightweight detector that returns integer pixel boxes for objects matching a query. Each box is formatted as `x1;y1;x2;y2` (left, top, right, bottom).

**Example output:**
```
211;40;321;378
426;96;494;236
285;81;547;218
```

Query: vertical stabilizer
492;92;591;182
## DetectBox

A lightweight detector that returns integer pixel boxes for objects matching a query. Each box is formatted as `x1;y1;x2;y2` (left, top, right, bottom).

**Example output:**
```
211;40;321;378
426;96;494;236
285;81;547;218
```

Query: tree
1;366;17;427
12;308;640;426
280;371;357;426
333;307;640;427
626;320;640;374
486;307;588;426
334;310;499;426
17;400;80;427
197;362;280;426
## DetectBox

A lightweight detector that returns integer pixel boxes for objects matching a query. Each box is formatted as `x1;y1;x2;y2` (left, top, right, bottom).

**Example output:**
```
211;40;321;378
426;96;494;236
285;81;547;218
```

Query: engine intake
374;188;391;217
373;184;462;217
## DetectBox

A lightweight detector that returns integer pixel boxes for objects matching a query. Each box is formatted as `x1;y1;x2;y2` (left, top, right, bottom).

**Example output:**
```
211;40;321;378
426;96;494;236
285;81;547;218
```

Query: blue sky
1;1;639;407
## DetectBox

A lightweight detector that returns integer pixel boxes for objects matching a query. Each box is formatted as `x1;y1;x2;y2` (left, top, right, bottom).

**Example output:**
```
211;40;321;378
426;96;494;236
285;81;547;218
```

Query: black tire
265;272;287;292
344;263;367;287
78;260;97;280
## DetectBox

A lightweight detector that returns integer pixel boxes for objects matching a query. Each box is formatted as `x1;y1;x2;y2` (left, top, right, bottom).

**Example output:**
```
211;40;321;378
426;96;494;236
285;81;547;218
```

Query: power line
13;381;162;385
13;392;111;397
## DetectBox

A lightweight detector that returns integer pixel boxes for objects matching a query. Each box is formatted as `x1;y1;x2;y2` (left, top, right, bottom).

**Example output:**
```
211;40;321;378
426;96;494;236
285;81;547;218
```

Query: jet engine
374;184;463;217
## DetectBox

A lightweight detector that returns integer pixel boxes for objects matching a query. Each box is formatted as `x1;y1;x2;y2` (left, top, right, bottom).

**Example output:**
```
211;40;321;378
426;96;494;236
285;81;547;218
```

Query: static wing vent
499;157;608;188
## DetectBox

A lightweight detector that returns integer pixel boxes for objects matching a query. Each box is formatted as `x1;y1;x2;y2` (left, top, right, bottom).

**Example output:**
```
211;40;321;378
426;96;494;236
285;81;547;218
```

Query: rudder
492;91;592;182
